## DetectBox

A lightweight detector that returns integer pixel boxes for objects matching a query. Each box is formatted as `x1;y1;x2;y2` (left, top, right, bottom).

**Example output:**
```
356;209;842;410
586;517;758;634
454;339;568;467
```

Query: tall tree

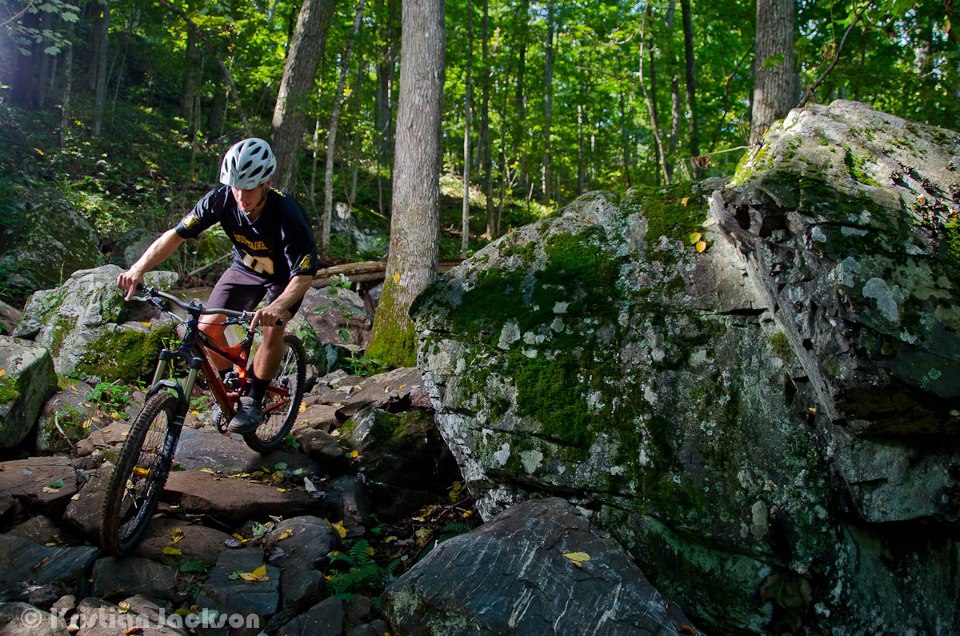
750;0;797;144
479;0;494;238
322;0;366;259
92;0;109;136
462;0;474;259
542;0;555;206
680;0;700;177
366;0;445;367
271;0;337;193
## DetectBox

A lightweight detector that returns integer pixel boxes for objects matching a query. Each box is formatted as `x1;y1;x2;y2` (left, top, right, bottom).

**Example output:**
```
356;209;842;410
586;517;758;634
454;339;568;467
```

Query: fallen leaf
124;627;144;635
304;477;318;493
277;528;294;541
350;450;359;459
47;478;65;489
681;196;690;206
0;369;5;378
299;402;306;412
695;240;707;253
239;564;269;583
200;467;217;475
330;520;347;539
118;601;132;614
563;551;591;567
162;546;182;556
392;272;400;284
688;232;702;245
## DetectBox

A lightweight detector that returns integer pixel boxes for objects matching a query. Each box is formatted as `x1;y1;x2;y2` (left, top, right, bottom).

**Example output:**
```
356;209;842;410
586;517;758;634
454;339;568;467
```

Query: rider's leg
199;314;232;373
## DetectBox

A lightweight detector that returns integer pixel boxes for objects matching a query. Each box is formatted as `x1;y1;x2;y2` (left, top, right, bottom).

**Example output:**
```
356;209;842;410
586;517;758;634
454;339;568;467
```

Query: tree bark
180;29;201;134
750;0;797;145
60;40;74;150
92;1;110;137
462;0;474;259
542;0;555;206
375;0;401;216
366;0;445;367
271;0;338;193
323;0;366;260
680;0;700;177
638;4;668;185
480;0;494;238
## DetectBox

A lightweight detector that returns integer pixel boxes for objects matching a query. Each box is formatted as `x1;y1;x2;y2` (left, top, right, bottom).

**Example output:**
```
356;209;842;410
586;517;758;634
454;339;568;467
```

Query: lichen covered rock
0;336;57;448
413;101;960;633
13;265;178;379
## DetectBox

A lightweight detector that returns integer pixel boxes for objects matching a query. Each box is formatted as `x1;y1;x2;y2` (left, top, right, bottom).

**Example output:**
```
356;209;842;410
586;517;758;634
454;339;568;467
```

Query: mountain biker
117;137;319;433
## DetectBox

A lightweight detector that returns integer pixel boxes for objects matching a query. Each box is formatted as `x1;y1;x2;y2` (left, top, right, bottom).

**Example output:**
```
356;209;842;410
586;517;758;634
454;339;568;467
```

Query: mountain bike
100;286;307;555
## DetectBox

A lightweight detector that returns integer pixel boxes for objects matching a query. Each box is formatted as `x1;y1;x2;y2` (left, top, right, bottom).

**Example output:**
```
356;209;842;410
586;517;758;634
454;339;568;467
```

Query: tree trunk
666;0;680;180
366;0;445;368
461;0;474;259
638;4;668;185
680;0;700;177
480;0;494;239
542;0;555;206
180;29;201;134
513;0;530;208
323;0;366;259
375;0;401;216
750;0;797;145
93;1;110;137
271;0;338;193
60;41;74;150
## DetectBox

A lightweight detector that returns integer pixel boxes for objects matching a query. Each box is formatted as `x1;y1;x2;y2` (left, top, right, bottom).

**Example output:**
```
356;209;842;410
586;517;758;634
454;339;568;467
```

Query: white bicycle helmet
219;138;277;189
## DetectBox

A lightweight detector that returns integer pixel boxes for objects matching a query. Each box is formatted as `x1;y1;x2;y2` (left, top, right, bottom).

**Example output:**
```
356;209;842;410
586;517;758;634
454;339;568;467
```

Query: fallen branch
53;412;77;452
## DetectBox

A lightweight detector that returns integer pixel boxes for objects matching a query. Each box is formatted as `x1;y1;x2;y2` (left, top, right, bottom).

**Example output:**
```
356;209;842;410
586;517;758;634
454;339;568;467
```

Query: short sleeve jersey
175;186;319;283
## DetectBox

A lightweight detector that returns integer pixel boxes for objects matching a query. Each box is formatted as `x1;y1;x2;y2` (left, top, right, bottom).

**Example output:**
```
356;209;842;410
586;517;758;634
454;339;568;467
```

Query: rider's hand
117;268;144;301
252;304;291;329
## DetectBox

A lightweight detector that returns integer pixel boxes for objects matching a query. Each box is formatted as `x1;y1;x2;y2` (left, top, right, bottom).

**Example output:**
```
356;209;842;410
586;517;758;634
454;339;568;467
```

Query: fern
326;539;401;598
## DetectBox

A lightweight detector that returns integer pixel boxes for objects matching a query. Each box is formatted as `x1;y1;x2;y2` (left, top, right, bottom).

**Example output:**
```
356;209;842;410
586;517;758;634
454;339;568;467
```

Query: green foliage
325;539;400;598
0;376;20;404
342;351;390;377
86;380;132;411
76;324;174;384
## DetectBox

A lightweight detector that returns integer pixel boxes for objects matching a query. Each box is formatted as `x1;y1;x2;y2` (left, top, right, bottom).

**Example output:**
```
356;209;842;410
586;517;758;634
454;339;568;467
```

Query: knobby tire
100;391;179;555
243;334;306;454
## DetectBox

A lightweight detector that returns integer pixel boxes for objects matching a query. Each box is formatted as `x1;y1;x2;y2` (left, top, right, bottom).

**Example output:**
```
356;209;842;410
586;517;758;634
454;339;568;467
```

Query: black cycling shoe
228;397;263;434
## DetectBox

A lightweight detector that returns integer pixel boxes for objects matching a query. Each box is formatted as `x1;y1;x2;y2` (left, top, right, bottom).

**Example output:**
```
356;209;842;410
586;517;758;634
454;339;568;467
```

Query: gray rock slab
0;534;99;599
0;602;66;635
163;470;318;522
383;497;698;635
91;556;181;602
0;336;58;448
275;596;344;636
334;367;427;423
196;548;280;631
0;456;78;513
134;518;233;566
173;427;321;475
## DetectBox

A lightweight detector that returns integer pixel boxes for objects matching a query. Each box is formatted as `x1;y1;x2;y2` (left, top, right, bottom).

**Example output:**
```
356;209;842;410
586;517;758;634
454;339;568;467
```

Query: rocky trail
0;365;470;635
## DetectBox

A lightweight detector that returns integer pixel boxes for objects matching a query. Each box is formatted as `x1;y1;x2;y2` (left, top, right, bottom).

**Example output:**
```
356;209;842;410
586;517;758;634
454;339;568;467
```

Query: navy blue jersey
175;186;318;283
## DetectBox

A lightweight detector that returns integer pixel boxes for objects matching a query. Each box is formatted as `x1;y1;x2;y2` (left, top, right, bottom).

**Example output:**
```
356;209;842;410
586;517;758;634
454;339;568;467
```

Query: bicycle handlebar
134;285;254;324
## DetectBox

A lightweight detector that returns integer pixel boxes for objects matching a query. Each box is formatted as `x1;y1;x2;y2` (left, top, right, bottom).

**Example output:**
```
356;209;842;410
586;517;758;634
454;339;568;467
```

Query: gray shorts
206;267;304;317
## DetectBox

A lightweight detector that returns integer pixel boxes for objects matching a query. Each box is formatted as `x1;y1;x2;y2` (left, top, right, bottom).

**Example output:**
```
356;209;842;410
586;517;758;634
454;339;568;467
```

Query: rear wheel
243;334;306;454
100;391;179;555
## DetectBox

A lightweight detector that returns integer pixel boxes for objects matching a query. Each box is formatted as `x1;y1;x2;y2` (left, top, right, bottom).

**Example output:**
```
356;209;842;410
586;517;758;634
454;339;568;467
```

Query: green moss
843;149;882;187
770;331;792;361
366;279;417;368
449;226;625;344
508;352;595;459
945;218;960;265
0;375;20;403
75;324;174;383
624;182;710;247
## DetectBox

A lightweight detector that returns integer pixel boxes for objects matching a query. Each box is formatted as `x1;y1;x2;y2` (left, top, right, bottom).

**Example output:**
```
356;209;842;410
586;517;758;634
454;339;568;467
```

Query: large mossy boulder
412;101;959;634
13;265;178;380
0;336;57;448
0;186;102;305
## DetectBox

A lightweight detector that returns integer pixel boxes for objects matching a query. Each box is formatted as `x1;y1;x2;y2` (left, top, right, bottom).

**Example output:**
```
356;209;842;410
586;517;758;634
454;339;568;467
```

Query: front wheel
100;391;180;555
243;334;306;454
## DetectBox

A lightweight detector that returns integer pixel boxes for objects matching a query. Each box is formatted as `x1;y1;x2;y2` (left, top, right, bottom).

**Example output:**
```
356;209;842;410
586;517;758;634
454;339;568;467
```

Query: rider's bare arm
254;274;313;328
117;229;186;300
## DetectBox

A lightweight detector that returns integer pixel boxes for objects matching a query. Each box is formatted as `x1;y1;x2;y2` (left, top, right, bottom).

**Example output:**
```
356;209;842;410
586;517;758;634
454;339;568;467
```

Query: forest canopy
1;0;957;252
